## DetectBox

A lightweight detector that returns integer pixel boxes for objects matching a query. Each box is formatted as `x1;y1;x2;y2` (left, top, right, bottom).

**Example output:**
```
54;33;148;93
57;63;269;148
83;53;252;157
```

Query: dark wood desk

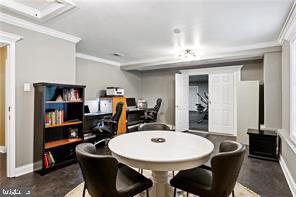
83;112;112;142
126;108;145;126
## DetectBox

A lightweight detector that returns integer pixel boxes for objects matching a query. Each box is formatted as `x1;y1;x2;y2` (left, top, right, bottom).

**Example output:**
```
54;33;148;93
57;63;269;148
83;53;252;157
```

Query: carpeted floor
189;111;208;131
66;170;260;197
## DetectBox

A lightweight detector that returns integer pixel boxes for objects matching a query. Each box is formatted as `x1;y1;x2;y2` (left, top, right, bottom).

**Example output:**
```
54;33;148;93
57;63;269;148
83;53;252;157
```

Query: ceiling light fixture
178;49;198;59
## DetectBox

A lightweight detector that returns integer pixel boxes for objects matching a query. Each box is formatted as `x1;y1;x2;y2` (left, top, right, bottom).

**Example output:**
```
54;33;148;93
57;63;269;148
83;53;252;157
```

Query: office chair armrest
145;109;157;114
106;120;117;124
145;108;155;112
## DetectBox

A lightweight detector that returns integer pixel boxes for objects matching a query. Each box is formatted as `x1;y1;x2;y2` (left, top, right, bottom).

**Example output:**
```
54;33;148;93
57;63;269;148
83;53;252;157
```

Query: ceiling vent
0;0;76;21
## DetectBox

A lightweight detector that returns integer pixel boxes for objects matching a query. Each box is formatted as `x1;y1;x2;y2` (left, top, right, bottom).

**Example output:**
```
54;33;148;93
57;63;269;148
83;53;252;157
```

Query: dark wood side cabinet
33;82;85;174
247;129;279;161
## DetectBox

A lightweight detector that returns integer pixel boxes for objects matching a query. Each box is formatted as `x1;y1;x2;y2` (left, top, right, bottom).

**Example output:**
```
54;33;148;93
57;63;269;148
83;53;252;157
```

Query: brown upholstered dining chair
170;140;246;197
76;143;153;197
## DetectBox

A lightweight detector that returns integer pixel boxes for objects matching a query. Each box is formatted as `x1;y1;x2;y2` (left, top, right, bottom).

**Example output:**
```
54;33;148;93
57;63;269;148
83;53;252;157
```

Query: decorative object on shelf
68;127;79;138
56;95;63;102
62;88;81;102
137;99;148;109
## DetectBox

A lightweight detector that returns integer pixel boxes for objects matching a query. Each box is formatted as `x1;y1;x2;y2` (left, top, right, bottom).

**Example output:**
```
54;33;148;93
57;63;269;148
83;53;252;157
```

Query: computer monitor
85;100;99;113
126;98;137;108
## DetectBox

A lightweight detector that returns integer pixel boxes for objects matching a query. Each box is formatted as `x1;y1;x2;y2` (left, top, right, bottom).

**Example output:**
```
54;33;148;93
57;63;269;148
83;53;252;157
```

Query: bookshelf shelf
33;82;85;175
45;121;82;128
45;101;83;104
45;138;83;149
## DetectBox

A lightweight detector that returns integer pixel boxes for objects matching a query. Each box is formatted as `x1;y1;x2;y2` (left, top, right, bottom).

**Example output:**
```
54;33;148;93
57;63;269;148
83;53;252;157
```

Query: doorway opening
0;44;7;178
189;75;209;131
175;66;242;135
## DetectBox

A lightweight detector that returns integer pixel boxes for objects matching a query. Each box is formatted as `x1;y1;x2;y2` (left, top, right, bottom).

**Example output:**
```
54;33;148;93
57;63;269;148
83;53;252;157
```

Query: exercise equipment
196;92;208;123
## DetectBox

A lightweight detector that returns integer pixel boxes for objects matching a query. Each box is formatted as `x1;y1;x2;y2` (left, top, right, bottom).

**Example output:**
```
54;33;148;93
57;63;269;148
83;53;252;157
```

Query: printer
106;87;124;96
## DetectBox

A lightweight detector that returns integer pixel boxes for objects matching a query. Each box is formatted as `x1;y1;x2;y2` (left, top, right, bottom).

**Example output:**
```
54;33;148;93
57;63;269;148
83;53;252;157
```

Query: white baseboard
15;163;33;177
279;156;296;196
0;146;6;153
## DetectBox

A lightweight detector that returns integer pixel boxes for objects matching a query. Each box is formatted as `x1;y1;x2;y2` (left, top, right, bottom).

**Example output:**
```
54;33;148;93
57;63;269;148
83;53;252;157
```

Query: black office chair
94;102;124;146
170;140;246;197
142;98;162;122
138;122;171;131
76;143;152;197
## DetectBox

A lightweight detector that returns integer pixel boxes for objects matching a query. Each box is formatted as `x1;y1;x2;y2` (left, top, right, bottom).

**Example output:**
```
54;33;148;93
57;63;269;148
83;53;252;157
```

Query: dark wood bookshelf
33;82;86;175
45;138;83;149
45;121;82;128
45;101;83;104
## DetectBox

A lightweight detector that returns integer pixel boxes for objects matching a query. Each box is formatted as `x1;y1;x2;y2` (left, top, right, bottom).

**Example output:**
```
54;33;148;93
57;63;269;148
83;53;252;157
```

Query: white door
237;81;259;144
175;73;189;131
209;72;235;134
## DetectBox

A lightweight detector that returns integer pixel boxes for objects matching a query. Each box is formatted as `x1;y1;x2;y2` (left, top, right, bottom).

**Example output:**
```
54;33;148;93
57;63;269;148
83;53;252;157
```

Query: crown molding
121;41;281;70
0;13;81;43
0;30;23;42
279;1;296;43
76;53;121;67
0;0;75;21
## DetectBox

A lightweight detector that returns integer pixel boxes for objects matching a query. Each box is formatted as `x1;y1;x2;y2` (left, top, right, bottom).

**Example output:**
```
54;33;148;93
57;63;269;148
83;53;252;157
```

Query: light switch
24;83;31;92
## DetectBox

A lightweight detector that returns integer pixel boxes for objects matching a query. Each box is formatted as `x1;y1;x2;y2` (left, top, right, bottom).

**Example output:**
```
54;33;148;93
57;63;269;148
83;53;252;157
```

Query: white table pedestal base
150;171;173;197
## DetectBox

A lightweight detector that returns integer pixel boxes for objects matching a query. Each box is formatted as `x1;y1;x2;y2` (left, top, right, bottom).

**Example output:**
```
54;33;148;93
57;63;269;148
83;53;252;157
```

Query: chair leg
141;169;143;174
186;192;189;197
83;184;86;197
173;187;176;197
172;171;175;177
146;189;149;197
232;190;235;197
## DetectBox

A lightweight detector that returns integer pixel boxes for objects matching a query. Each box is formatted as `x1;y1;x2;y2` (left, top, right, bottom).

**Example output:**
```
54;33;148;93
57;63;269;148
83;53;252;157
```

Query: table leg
150;171;173;197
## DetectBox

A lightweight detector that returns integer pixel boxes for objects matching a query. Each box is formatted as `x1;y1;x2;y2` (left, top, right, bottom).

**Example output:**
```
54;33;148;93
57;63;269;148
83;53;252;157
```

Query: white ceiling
1;0;294;65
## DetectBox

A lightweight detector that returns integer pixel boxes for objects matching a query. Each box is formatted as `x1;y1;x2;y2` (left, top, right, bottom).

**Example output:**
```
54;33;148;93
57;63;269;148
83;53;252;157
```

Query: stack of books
43;151;55;169
45;110;64;126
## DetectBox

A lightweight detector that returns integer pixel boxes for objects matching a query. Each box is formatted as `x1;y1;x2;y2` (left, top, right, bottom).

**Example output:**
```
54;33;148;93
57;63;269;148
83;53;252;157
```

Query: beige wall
263;51;282;129
281;40;296;190
76;58;142;100
141;69;176;124
282;41;290;132
241;61;263;84
1;23;76;167
0;46;6;147
141;61;263;125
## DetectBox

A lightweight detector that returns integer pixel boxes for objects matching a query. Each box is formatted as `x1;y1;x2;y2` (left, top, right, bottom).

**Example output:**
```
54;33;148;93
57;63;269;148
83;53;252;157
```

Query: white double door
175;72;235;135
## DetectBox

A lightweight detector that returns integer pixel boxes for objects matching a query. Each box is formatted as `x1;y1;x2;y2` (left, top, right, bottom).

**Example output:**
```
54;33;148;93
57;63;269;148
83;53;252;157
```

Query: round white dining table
108;131;214;197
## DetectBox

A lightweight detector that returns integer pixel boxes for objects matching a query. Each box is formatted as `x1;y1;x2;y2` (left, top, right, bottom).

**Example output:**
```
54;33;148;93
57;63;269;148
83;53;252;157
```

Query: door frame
180;65;243;136
0;31;23;177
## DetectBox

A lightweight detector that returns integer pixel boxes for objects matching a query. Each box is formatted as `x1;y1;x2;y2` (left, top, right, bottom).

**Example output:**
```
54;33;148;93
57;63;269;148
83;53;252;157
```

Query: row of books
45;110;64;127
43;151;55;169
62;88;81;102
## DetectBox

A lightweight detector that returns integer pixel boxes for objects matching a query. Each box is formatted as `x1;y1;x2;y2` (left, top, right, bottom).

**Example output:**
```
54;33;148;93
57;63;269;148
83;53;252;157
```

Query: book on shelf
48;152;55;165
43;151;56;169
43;153;49;169
45;110;64;127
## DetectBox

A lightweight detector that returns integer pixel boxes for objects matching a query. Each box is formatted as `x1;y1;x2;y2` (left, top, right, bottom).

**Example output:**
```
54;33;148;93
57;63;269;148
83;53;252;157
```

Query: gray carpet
189;111;208;131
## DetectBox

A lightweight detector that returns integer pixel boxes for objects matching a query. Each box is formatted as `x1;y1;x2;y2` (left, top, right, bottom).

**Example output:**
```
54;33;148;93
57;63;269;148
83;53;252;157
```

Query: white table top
109;131;214;164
